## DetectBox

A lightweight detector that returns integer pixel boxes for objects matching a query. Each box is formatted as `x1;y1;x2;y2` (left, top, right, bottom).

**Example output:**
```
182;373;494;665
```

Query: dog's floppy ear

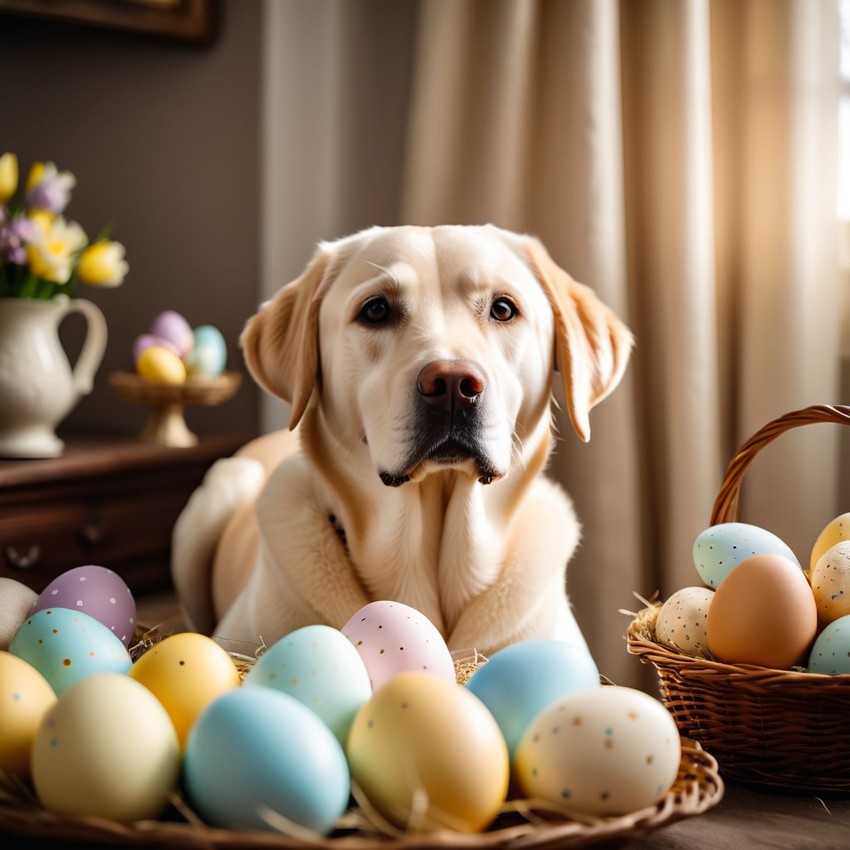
526;238;633;443
240;246;332;430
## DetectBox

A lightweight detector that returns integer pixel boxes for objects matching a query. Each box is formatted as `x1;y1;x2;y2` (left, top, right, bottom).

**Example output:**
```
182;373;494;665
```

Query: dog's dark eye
357;296;393;325
490;296;518;323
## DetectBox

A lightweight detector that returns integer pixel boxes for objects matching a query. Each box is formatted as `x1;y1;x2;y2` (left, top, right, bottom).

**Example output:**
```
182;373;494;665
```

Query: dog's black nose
417;359;486;412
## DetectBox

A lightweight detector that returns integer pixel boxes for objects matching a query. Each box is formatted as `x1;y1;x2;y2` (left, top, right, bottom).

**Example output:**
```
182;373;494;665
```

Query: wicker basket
627;403;850;792
1;637;723;848
0;737;720;850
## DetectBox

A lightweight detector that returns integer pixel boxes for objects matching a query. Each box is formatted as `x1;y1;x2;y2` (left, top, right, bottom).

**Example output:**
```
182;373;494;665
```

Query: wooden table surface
624;780;850;849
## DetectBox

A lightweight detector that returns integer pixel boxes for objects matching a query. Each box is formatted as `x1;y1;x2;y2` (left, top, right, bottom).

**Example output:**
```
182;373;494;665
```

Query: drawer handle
5;544;41;570
78;519;106;548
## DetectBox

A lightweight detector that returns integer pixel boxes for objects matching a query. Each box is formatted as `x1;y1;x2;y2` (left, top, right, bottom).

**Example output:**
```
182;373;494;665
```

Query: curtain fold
262;0;842;688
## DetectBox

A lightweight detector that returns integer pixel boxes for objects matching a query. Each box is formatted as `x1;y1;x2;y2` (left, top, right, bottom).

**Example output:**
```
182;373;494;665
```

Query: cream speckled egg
0;577;38;650
655;587;714;657
514;686;681;817
32;673;180;822
810;513;850;574
810;541;850;626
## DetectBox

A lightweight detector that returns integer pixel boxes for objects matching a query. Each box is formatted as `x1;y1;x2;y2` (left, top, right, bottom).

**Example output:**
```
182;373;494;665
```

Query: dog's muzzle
379;359;501;487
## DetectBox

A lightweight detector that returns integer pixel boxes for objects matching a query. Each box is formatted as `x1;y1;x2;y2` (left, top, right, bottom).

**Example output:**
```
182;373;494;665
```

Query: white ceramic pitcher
0;295;107;458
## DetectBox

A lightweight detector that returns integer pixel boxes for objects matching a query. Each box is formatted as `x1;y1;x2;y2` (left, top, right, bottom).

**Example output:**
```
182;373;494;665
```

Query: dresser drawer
0;434;248;598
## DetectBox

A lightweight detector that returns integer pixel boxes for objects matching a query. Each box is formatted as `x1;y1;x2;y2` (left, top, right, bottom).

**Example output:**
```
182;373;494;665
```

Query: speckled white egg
810;513;850;573
693;522;799;589
0;577;38;650
342;601;455;690
807;614;850;674
514;686;681;817
655;587;715;657
810;541;850;625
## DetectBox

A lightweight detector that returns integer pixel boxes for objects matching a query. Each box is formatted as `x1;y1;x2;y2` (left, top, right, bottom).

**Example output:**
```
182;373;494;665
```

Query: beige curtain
261;0;842;687
399;0;841;686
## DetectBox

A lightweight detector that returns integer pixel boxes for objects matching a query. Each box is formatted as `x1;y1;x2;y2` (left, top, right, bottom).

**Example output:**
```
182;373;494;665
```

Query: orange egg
706;553;816;668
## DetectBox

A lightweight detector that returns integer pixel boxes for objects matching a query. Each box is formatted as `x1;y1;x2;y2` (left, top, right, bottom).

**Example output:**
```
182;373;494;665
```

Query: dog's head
242;225;632;486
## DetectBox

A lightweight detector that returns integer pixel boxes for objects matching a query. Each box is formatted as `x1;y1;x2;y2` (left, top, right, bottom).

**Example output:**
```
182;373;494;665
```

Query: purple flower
24;162;75;216
0;208;34;265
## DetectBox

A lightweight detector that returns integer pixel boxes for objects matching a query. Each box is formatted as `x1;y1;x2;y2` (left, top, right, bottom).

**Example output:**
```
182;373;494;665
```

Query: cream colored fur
172;225;632;654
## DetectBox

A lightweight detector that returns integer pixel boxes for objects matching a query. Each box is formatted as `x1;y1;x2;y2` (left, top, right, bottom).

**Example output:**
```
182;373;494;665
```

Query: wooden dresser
0;434;248;599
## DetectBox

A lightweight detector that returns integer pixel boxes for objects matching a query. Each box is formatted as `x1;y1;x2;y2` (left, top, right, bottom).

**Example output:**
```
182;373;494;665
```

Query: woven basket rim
626;604;850;686
0;737;722;849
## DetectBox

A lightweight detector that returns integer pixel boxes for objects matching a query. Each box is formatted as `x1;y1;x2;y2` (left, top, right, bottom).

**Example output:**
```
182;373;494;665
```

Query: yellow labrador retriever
172;225;632;654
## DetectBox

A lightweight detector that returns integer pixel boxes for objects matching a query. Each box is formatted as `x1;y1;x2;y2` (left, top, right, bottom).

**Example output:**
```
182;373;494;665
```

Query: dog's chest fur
330;473;505;635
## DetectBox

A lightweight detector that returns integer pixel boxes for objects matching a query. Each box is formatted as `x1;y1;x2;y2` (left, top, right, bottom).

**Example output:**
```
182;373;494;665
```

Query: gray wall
0;1;262;438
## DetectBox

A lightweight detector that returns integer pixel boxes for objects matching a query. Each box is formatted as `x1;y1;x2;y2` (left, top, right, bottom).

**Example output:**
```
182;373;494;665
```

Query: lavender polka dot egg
31;566;136;647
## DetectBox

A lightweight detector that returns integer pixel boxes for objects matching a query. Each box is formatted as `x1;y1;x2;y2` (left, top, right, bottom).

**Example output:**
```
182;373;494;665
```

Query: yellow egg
129;632;240;749
706;554;817;668
347;671;509;833
136;345;187;385
0;651;56;778
810;541;850;626
810;513;850;573
32;673;180;822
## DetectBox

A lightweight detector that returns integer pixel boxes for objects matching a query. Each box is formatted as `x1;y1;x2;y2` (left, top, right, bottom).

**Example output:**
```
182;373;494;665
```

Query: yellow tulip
77;240;129;287
26;214;88;284
0;152;18;205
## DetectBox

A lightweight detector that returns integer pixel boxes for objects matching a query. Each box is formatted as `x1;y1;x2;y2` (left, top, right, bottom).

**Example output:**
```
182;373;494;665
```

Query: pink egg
133;334;180;364
341;600;455;690
149;311;194;357
31;566;136;647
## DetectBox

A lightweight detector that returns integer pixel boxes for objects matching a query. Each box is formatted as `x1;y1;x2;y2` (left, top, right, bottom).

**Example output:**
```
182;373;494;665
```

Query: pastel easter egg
32;565;136;647
810;513;850;573
693;522;799;589
0;577;38;650
0;651;57;778
150;310;194;357
137;346;187;385
807;614;850;674
342;600;455;690
347;671;509;833
32;673;180;822
514;686;681;816
244;624;371;745
184;687;350;834
185;324;227;379
129;632;241;750
655;587;715;657
810;541;850;626
9;608;132;694
465;639;599;760
133;333;180;363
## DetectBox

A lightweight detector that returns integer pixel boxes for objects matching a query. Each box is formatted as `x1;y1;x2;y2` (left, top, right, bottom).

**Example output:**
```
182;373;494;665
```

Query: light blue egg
693;522;799;589
244;624;371;745
9;608;132;695
807;615;850;674
186;325;227;378
184;687;350;834
465;639;600;761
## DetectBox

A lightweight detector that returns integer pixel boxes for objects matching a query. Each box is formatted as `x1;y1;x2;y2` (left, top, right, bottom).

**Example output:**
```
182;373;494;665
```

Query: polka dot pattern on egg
30;566;136;647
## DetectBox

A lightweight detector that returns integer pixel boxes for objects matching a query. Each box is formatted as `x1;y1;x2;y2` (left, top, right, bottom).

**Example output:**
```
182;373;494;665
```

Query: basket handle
710;404;850;525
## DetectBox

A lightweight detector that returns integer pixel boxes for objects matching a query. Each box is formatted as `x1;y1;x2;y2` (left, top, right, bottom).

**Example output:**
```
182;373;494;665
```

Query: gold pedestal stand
108;371;242;448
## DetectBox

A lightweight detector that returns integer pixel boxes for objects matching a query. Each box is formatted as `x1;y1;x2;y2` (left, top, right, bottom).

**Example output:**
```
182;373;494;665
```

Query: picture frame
0;0;216;44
